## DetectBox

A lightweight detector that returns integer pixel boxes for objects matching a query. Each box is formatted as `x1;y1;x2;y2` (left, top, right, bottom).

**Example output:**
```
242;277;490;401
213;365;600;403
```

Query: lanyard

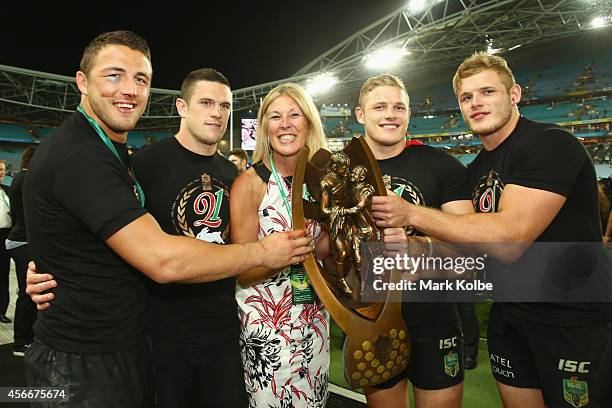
77;106;145;207
269;153;314;303
269;152;292;225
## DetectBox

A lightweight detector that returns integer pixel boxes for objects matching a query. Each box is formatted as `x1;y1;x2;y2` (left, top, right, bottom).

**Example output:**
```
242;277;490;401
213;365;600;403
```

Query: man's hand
380;228;421;280
383;227;408;244
25;261;56;311
382;227;409;261
258;229;314;269
372;190;411;228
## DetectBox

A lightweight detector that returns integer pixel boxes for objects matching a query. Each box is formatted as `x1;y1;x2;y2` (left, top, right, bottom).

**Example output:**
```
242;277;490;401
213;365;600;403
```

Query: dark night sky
2;1;408;90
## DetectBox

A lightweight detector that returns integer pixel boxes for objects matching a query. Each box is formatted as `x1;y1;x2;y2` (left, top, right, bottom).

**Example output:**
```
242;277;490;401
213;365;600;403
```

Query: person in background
7;146;38;355
0;159;11;324
228;148;248;174
597;180;610;241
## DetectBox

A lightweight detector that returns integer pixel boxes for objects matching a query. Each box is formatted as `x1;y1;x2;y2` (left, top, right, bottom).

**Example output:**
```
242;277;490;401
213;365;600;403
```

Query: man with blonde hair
358;73;474;408
452;52;517;95
373;52;612;407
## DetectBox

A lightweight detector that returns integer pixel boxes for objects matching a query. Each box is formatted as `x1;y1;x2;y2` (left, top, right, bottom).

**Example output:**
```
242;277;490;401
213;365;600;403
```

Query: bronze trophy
291;137;410;389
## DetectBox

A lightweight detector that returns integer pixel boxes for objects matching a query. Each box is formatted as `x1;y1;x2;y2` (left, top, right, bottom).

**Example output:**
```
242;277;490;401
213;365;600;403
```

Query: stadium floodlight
486;38;502;54
408;0;426;14
486;45;502;54
364;46;409;70
305;72;339;96
590;16;607;29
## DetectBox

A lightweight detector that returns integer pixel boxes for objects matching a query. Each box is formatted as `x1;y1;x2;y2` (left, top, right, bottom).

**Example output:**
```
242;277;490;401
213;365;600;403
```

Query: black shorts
24;339;153;408
153;334;246;408
374;322;464;390
488;303;612;408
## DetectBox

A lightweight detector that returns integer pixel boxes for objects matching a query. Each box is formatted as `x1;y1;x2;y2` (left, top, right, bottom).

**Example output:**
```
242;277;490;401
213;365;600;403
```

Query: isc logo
558;359;590;373
439;337;457;350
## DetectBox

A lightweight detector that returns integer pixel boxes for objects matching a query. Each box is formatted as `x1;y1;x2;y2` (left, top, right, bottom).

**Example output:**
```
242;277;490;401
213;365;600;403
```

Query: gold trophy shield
291;137;410;389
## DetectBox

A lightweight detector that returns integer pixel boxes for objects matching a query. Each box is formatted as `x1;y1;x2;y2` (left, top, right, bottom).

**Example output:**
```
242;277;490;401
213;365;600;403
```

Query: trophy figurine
291;137;410;389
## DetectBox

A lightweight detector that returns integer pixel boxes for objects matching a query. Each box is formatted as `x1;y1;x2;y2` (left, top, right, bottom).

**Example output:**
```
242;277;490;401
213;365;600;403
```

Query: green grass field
329;301;503;407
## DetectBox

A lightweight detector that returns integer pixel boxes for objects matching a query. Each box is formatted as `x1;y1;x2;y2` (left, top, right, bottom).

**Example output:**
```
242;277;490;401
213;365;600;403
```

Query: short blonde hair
358;74;409;107
453;52;516;95
253;83;327;165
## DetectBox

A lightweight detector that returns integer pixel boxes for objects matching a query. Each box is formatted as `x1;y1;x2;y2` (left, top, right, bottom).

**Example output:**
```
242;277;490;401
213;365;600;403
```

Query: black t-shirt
468;116;610;326
378;144;472;326
132;137;239;349
24;112;149;353
8;170;27;242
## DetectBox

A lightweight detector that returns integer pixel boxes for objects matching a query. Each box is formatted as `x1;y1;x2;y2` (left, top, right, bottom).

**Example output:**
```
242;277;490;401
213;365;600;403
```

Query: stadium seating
1;55;609;177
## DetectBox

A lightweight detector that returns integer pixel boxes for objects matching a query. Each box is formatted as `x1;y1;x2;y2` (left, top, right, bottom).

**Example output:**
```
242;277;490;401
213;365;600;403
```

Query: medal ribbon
77;106;145;207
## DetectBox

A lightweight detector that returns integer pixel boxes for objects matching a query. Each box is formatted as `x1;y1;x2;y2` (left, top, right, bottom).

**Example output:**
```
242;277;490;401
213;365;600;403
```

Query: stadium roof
1;0;610;130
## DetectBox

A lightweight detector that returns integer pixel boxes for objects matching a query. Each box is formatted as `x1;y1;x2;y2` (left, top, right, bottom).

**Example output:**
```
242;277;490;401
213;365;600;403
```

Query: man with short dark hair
23;31;312;406
228;148;248;174
133;67;246;407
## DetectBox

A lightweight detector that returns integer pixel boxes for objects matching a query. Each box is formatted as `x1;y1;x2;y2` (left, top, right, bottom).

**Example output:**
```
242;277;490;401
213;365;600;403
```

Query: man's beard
89;97;141;134
468;104;512;137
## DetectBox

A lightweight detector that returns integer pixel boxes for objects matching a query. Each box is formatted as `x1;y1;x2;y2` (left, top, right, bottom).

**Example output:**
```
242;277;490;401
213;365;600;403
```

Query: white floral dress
236;163;330;408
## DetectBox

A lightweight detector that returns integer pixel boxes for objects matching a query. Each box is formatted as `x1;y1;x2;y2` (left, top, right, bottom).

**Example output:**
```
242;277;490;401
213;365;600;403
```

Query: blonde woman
230;83;330;407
